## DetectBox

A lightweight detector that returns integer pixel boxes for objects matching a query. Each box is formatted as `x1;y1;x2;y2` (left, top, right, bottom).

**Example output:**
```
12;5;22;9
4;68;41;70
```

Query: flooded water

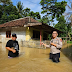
61;44;72;61
0;43;72;72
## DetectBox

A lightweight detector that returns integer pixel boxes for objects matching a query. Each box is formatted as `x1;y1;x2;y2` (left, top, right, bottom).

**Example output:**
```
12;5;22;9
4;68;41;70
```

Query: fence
21;41;46;48
21;39;67;49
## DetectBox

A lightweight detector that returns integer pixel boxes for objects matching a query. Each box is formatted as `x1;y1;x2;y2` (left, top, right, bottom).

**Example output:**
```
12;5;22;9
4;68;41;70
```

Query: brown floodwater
0;43;72;72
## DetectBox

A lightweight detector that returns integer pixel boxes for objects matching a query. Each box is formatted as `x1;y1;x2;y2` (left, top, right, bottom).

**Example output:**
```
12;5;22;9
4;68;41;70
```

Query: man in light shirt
41;31;62;63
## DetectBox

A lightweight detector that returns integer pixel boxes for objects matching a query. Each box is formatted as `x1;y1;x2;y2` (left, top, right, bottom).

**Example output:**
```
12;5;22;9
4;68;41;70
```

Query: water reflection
61;44;72;61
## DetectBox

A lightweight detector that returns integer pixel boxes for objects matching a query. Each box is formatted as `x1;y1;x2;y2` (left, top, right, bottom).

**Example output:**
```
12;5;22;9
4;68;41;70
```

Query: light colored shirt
46;37;62;54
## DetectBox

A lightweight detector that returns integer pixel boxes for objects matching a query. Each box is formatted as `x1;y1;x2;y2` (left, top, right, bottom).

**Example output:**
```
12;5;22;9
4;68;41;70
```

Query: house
0;17;63;46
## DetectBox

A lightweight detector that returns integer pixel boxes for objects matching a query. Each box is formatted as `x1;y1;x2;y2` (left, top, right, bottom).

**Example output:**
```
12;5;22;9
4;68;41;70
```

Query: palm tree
17;1;24;16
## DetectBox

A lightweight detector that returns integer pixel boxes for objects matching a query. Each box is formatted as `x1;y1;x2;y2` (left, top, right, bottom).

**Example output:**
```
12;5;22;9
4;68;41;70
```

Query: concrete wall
11;27;26;42
0;27;26;45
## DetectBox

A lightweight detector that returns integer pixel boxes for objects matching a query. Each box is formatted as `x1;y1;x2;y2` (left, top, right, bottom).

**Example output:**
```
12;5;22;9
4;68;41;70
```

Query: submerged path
0;43;72;72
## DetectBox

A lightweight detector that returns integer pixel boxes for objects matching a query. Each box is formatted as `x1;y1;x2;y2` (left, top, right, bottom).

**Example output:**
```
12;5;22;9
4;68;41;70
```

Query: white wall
11;27;26;42
0;27;26;43
0;31;6;37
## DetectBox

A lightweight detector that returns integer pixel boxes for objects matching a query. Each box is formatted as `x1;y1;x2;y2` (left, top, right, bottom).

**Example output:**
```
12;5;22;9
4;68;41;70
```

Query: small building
0;17;62;46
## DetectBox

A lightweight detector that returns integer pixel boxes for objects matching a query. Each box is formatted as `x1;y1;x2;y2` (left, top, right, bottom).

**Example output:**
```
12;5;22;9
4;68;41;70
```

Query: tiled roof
0;17;39;28
0;17;63;33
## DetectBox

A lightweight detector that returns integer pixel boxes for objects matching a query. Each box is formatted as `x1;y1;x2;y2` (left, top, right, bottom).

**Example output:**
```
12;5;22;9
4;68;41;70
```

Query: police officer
41;31;62;63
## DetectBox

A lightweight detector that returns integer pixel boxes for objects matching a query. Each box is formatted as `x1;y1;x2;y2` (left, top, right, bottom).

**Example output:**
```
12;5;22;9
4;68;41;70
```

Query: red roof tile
0;17;39;28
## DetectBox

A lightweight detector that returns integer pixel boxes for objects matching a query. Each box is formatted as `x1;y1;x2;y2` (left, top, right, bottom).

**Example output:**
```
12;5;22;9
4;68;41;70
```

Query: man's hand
41;42;46;47
12;49;16;53
51;43;56;47
41;42;44;45
6;47;16;53
51;43;54;45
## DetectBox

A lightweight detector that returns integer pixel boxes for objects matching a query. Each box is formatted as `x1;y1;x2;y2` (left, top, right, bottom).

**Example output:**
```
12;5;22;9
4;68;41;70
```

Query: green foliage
0;0;41;24
16;1;41;19
55;1;67;18
54;15;71;37
22;8;41;19
38;16;50;25
17;1;24;16
28;11;41;19
0;5;3;18
0;0;12;5
67;24;71;32
67;41;72;43
22;8;30;17
54;15;67;37
0;2;22;24
40;0;67;24
55;16;66;31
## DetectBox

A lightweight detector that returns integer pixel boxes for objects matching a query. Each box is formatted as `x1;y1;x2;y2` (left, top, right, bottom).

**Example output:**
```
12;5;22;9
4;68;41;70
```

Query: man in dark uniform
41;31;62;63
6;33;19;58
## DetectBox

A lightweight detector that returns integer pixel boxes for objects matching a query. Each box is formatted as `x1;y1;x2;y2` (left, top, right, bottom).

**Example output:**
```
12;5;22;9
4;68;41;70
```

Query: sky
11;0;72;24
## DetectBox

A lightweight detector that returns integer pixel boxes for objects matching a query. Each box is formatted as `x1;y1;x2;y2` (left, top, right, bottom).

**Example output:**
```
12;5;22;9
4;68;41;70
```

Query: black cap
12;33;17;37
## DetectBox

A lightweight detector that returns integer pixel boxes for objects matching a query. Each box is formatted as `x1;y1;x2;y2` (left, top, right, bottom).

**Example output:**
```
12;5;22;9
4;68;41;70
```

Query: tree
38;16;50;25
23;7;30;17
29;11;41;19
0;0;12;5
23;8;41;19
17;1;24;16
54;15;67;37
0;0;41;24
35;12;41;19
16;1;41;19
64;0;72;27
0;3;22;24
0;5;3;18
40;0;67;25
64;0;72;40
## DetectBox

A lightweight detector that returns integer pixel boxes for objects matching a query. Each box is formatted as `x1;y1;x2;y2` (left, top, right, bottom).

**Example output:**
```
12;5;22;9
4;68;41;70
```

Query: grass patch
67;41;72;43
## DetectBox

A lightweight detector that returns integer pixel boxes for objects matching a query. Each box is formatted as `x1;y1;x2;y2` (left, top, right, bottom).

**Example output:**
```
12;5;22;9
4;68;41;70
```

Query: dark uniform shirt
6;40;19;57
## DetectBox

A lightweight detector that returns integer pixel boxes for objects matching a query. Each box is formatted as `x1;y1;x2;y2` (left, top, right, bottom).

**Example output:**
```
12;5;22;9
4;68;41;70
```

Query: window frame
6;31;11;38
33;30;40;40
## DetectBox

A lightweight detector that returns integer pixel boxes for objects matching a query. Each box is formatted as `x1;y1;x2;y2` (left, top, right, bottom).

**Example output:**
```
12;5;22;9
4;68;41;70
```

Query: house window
6;31;11;38
43;33;48;40
33;30;40;40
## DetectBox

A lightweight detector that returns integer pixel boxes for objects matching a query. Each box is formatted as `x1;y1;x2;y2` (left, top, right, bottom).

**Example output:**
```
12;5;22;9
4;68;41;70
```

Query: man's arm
6;47;16;53
51;38;62;48
41;42;50;48
50;43;56;47
6;40;16;53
